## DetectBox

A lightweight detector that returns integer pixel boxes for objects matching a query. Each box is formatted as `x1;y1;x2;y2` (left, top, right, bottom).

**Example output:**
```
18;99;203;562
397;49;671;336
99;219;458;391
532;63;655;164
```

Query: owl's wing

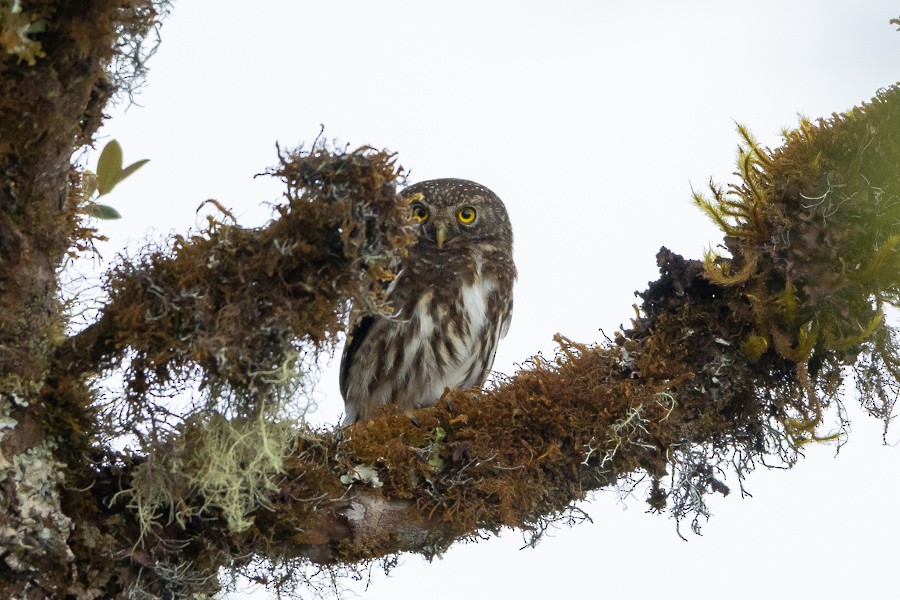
474;295;514;388
339;269;404;401
339;315;374;401
498;297;513;339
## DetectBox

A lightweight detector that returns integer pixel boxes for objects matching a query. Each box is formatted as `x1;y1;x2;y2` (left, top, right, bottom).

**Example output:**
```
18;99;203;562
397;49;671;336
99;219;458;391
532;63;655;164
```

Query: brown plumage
340;178;516;424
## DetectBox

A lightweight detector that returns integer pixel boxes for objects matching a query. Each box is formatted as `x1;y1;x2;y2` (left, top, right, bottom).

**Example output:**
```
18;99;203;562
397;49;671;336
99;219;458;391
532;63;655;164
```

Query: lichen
0;441;73;572
0;0;46;65
122;412;294;537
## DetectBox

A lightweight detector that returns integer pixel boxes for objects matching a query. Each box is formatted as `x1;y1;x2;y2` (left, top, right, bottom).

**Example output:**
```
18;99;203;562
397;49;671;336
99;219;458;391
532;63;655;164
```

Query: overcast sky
88;2;900;598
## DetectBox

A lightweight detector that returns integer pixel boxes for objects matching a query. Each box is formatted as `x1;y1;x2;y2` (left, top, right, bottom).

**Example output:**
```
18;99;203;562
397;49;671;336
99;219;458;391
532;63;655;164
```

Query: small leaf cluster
82;139;149;219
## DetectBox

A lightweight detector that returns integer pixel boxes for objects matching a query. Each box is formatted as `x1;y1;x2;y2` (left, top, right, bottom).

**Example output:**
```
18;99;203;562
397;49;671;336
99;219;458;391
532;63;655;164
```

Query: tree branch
53;145;415;391
0;1;162;596
2;2;898;595
61;84;900;597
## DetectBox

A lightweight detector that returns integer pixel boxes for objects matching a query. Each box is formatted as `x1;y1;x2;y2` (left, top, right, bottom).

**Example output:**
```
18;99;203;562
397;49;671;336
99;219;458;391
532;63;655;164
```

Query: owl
340;178;516;424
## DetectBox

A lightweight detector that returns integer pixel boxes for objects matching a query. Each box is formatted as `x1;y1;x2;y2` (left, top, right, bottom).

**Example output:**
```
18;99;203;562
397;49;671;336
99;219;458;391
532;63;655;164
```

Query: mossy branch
3;3;899;593
46;86;900;597
0;1;167;597
55;144;416;403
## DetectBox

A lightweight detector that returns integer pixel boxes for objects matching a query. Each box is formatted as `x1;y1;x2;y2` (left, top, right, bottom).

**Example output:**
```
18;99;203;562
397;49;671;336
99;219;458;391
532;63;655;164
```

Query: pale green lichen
0;401;16;470
340;464;383;488
121;411;295;537
0;442;73;572
1;374;38;408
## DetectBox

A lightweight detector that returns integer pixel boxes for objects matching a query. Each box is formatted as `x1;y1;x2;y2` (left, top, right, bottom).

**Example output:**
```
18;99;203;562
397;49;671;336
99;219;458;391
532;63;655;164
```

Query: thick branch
2;0;894;597
53;146;415;398
79;247;789;598
64;85;900;598
3;6;896;590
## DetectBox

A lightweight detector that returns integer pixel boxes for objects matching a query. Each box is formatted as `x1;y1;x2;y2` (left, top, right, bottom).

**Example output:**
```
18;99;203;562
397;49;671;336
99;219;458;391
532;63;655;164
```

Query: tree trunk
0;1;157;596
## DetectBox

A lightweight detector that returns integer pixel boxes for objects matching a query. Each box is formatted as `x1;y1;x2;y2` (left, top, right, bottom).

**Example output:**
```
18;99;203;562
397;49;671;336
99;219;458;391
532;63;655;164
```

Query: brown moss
222;88;900;572
3;14;895;592
28;85;900;599
58;144;417;446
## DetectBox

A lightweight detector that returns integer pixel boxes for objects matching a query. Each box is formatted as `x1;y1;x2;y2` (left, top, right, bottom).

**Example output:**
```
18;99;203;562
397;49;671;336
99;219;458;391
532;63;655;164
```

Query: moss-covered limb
70;247;785;597
53;145;417;435
0;3;893;591
0;0;126;402
60;87;900;597
247;250;784;564
0;1;162;597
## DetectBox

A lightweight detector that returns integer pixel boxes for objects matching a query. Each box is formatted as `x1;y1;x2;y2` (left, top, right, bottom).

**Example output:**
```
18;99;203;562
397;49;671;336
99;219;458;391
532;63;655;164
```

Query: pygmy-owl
340;178;516;424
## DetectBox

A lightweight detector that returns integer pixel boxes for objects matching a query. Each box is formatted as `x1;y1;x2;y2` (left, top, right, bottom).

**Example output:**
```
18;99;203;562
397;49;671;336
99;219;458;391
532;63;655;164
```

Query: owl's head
400;179;512;251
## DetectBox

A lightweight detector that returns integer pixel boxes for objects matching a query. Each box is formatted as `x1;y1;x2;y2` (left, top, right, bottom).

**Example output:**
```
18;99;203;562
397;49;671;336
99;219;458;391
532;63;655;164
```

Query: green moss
694;84;900;440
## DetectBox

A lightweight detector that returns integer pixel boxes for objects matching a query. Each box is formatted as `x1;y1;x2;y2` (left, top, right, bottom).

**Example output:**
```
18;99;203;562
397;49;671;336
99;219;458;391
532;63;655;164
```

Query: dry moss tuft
65;143;416;441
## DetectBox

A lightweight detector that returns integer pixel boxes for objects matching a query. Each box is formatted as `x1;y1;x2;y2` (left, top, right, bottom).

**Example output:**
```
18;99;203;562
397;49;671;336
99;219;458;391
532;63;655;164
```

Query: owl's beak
435;221;448;248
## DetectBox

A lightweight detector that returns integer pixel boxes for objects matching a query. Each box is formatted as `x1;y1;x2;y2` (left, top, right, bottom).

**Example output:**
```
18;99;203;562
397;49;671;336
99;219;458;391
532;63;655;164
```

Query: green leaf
120;158;150;185
86;204;122;220
96;140;124;195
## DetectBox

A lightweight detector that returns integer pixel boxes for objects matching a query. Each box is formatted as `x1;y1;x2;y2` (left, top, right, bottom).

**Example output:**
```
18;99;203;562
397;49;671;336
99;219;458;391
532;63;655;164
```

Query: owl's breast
342;249;512;423
405;272;500;405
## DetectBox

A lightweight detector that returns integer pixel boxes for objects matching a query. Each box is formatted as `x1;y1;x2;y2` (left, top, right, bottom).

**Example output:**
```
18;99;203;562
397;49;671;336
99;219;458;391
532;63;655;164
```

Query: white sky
88;2;900;598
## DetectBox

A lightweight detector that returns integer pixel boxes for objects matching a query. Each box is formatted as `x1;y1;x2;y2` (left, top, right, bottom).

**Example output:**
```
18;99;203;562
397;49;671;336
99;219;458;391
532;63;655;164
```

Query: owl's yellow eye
411;204;430;223
457;207;476;224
